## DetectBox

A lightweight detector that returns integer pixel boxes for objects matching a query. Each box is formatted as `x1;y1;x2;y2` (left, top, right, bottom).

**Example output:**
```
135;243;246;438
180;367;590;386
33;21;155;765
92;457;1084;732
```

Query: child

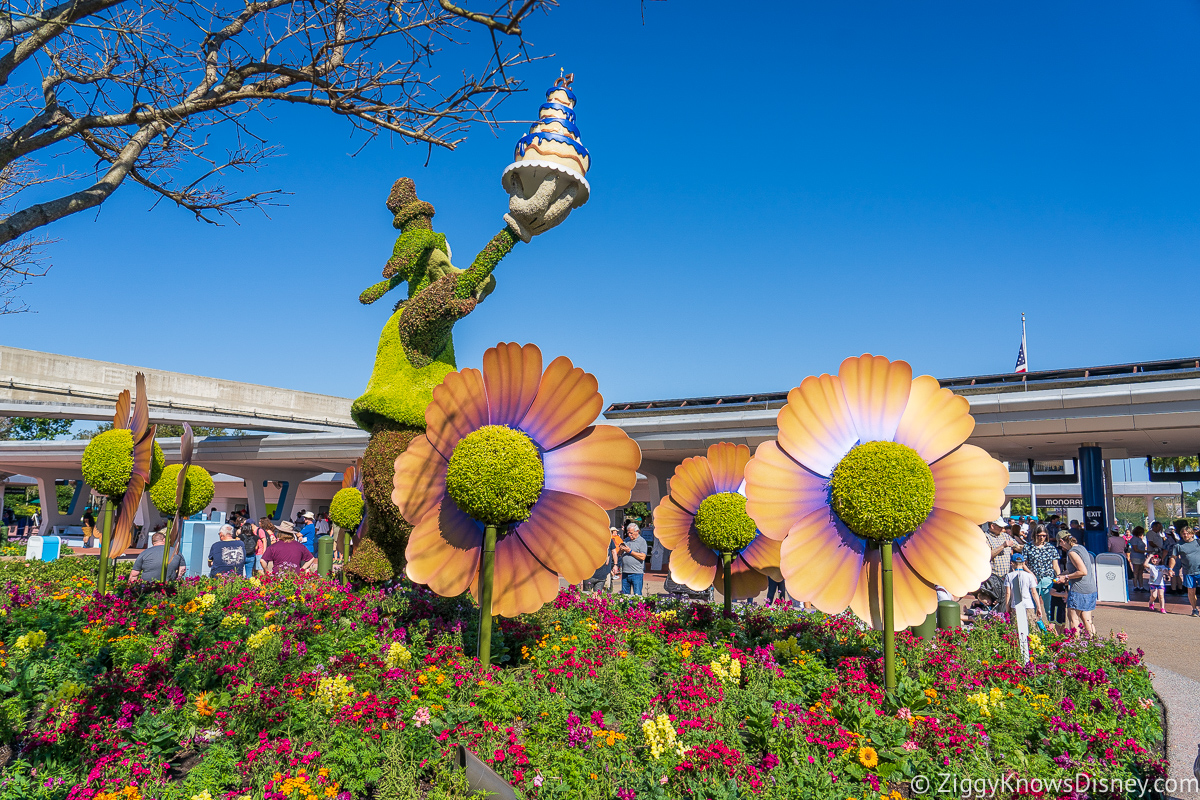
1143;552;1171;613
1004;553;1046;627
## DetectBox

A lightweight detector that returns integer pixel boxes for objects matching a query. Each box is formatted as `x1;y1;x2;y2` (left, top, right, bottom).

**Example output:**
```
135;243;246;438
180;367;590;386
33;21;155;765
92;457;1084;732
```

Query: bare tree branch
0;0;559;310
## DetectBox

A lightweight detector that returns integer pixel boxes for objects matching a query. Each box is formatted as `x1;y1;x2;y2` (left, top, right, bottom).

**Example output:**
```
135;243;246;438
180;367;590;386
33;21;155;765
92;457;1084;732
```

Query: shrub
345;537;395;583
329;488;365;530
148;464;215;517
81;429;134;499
149;440;165;487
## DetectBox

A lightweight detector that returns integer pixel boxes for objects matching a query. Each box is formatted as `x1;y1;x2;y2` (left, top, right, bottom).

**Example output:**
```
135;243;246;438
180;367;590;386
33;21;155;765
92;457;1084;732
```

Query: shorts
1066;591;1097;612
1184;574;1199;589
1150;583;1168;591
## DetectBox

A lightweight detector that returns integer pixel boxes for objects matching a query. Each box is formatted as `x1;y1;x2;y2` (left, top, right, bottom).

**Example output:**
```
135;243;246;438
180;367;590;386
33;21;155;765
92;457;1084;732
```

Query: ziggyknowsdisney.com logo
908;773;1197;797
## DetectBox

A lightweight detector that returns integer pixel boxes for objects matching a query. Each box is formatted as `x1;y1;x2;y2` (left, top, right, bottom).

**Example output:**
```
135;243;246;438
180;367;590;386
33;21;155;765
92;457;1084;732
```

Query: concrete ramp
0;346;356;433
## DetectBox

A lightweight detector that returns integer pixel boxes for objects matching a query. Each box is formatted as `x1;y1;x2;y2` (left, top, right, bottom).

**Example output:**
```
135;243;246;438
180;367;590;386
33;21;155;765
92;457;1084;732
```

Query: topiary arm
454;228;519;301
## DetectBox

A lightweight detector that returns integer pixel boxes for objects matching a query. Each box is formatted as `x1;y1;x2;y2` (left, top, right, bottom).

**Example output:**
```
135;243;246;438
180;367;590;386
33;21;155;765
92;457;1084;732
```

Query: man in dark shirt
208;524;246;576
261;522;317;574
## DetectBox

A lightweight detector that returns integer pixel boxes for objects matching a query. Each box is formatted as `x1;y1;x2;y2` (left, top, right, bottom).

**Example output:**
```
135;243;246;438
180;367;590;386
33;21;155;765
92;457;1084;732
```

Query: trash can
316;536;334;576
936;600;961;630
908;610;937;639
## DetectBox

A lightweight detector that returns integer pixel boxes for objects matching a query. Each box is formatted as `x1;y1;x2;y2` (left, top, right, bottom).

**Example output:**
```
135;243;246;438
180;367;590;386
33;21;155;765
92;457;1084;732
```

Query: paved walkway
1094;597;1200;800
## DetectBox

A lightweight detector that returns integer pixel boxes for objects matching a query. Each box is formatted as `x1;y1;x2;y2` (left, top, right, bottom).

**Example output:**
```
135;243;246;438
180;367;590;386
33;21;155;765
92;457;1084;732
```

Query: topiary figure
345;537;395;584
148;464;215;518
82;429;136;499
329;487;365;530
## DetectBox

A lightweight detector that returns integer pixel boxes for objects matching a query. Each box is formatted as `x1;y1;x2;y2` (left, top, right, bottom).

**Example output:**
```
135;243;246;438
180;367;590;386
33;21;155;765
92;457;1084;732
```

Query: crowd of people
123;508;333;582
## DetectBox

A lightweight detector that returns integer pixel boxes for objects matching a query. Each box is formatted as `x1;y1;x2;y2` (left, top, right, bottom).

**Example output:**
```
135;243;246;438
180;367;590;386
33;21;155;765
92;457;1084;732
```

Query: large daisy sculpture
743;354;1009;689
653;443;782;615
393;342;641;665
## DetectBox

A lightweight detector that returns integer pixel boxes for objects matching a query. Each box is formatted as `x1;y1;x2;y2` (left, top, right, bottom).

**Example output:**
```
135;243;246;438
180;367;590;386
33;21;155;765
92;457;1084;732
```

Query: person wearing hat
299;511;317;555
1003;552;1045;629
984;518;1023;578
261;521;317;574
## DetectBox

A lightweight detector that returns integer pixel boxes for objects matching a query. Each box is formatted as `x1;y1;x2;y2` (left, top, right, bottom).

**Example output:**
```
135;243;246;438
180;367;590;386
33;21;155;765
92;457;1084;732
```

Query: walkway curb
1147;662;1200;800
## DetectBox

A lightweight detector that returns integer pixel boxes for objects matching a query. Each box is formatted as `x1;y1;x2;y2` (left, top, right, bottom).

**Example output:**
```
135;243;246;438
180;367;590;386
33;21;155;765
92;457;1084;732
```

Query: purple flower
1060;696;1076;714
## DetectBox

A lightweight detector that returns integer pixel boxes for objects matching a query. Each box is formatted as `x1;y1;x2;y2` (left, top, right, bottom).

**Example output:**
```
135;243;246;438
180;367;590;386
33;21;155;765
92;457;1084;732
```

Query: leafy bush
148;464;215;516
345;537;395;583
330;487;365;530
80;429;134;499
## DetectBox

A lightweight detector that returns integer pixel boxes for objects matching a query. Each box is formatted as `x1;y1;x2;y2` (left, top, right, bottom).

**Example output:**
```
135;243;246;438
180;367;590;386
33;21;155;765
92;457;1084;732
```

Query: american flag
1014;314;1028;374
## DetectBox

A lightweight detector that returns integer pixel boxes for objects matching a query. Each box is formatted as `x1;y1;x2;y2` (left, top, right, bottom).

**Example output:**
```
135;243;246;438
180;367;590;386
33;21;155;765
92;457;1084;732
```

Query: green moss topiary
329;487;365;530
829;441;935;541
81;429;135;499
445;425;544;527
148;464;215;517
345;537;395;584
694;492;758;553
149;441;165;487
362;422;419;572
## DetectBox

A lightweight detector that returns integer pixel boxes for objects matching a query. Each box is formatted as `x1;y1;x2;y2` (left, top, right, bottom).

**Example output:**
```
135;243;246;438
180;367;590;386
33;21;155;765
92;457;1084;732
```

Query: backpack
239;525;258;555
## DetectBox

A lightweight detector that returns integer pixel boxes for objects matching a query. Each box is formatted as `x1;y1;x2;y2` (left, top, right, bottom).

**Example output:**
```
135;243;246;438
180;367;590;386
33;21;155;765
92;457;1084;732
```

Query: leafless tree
0;0;556;311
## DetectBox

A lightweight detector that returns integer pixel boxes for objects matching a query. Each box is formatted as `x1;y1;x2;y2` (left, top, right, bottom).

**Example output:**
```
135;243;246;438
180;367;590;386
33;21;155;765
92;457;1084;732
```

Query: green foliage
0;417;73;440
329;487;365;530
345;537;395;583
148;464;214;516
445;425;544;526
351;304;457;431
80;428;134;499
624;501;652;527
830;441;935;540
693;492;757;553
361;422;418;571
154;424;240;438
149;440;165;487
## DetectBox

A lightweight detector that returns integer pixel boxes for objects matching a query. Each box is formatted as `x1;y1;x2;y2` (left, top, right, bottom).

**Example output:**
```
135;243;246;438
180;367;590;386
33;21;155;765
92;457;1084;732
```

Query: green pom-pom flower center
694;492;758;553
81;429;135;499
829;441;935;541
329;487;365;530
445;425;544;527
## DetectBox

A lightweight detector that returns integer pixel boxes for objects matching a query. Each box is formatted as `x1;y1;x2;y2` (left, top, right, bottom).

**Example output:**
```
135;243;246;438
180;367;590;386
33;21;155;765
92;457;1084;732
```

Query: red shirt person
260;522;317;574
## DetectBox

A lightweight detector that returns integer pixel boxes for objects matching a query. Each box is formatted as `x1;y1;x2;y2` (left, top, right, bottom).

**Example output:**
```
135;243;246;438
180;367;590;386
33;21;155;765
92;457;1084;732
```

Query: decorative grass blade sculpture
147;423;215;581
330;463;366;583
743;354;1009;689
653;443;782;615
392;342;640;666
351;75;592;574
80;373;161;593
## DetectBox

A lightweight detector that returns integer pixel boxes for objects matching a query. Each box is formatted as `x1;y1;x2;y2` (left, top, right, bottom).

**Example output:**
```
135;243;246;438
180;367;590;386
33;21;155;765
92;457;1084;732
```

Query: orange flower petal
425;368;488;461
739;534;783;582
779;507;863;613
706;442;751;494
392;435;447;525
668;528;720;592
543;425;641;509
512;490;610;584
651;497;694;551
668;455;716;514
849;547;939;630
931;444;1009;524
405;501;482;597
776;374;858;477
900;506;992;597
482;533;561;617
521;355;603;451
743;441;829;541
713;556;769;601
838;354;912;443
893;375;974;463
483;342;543;428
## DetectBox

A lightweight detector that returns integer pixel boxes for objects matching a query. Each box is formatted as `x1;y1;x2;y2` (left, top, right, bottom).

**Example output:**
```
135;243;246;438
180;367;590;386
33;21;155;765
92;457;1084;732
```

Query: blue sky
5;0;1200;410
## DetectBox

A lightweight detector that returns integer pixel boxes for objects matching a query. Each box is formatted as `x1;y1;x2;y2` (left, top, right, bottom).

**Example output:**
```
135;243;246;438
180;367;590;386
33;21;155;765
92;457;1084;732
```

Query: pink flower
412;707;431;728
533;774;544;788
902;740;919;751
897;707;913;720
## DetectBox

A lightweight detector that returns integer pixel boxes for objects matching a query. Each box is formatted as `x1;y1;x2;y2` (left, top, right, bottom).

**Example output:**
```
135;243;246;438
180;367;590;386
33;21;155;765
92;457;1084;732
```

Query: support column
641;461;677;572
1144;495;1156;527
1078;445;1107;554
220;469;320;525
1103;459;1117;532
25;471;87;535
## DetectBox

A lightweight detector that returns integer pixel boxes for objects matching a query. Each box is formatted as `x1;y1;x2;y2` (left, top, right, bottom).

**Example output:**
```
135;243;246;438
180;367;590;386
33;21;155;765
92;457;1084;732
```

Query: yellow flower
385;642;412;669
195;693;215;717
858;746;879;769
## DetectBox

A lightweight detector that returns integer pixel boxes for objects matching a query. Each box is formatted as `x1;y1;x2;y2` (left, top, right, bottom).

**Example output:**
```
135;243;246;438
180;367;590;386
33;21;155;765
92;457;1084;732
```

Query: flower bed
0;558;1165;800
